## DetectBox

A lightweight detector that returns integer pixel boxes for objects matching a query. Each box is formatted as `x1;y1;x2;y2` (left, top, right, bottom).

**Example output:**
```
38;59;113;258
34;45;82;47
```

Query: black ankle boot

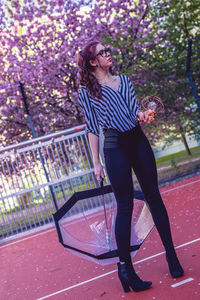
117;262;152;293
166;252;184;278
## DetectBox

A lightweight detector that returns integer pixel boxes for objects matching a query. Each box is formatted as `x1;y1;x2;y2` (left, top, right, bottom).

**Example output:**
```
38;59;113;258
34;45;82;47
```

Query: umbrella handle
99;175;111;250
100;175;104;189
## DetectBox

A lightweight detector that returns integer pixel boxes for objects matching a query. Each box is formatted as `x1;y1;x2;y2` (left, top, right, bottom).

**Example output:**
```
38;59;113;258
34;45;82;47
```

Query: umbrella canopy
53;179;154;265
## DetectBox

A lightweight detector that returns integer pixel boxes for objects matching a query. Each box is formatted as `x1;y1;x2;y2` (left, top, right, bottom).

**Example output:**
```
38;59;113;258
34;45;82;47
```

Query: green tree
109;0;200;154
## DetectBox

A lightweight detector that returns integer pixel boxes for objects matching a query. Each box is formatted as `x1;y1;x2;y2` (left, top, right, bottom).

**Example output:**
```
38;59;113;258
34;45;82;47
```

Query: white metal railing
0;124;106;239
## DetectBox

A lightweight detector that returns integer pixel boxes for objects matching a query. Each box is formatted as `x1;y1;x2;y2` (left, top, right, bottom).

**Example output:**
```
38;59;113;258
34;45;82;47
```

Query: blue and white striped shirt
78;74;141;137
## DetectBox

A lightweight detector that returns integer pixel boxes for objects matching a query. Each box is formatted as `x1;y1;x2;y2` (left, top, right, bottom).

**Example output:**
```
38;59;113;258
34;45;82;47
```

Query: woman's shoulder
78;85;87;96
79;85;86;92
119;74;129;81
78;86;91;104
78;86;86;100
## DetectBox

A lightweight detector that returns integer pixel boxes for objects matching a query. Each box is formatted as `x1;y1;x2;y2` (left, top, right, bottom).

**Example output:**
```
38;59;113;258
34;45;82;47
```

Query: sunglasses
95;47;111;58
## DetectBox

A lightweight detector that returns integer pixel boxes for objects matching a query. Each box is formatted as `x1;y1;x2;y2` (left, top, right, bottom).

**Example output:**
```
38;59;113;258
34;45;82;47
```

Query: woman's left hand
137;110;155;124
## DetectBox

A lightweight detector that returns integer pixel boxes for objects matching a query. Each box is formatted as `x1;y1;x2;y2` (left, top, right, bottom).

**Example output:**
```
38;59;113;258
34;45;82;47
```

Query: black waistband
103;123;140;136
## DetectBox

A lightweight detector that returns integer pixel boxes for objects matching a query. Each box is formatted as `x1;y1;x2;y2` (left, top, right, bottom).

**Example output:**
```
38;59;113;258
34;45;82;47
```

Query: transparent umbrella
53;177;154;265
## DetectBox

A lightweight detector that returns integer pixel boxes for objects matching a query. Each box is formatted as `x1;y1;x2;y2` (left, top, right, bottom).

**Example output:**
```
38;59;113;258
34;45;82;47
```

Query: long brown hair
77;39;103;100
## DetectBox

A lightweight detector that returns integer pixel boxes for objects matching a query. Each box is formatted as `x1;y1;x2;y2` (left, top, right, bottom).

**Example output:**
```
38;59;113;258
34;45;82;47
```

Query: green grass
155;145;200;168
156;160;200;187
132;145;200;187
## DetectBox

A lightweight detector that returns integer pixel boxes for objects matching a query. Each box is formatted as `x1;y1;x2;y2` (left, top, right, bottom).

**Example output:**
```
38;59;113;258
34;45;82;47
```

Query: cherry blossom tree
0;0;156;145
0;0;199;154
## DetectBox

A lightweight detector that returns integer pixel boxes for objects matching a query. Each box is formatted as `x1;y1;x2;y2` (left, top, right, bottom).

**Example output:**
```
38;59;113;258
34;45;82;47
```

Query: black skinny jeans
103;124;175;262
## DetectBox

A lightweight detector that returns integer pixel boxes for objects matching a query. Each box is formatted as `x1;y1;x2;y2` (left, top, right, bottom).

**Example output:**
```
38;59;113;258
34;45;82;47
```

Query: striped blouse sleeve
78;88;100;137
127;76;141;115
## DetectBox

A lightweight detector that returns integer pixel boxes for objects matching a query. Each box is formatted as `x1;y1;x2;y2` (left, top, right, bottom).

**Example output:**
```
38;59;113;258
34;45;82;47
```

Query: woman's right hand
137;110;155;124
94;161;105;182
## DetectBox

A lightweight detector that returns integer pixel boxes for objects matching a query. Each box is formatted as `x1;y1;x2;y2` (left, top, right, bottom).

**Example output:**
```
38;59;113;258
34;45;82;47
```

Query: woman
77;39;184;293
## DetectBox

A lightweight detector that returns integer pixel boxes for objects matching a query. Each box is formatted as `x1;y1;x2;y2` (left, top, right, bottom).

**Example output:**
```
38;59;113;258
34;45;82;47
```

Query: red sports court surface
1;175;200;300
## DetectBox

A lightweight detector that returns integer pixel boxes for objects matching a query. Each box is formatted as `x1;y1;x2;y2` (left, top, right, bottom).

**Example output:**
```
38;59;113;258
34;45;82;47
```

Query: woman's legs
103;124;183;281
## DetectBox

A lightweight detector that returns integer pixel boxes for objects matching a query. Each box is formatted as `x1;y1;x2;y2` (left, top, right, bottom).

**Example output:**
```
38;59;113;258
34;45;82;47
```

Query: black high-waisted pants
103;123;175;262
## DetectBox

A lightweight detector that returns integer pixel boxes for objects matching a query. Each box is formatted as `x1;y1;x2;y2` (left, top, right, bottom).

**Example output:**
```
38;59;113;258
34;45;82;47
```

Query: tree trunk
181;132;192;155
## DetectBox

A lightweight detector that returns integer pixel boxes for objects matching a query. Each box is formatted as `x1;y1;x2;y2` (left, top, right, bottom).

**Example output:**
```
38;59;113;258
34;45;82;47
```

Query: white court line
1;178;200;249
37;237;200;300
160;178;200;194
0;228;55;249
130;237;200;265
37;269;117;300
171;278;194;288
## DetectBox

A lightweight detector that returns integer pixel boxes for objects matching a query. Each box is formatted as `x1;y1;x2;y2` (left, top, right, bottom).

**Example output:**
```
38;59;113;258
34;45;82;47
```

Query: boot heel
117;262;152;293
120;279;130;292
